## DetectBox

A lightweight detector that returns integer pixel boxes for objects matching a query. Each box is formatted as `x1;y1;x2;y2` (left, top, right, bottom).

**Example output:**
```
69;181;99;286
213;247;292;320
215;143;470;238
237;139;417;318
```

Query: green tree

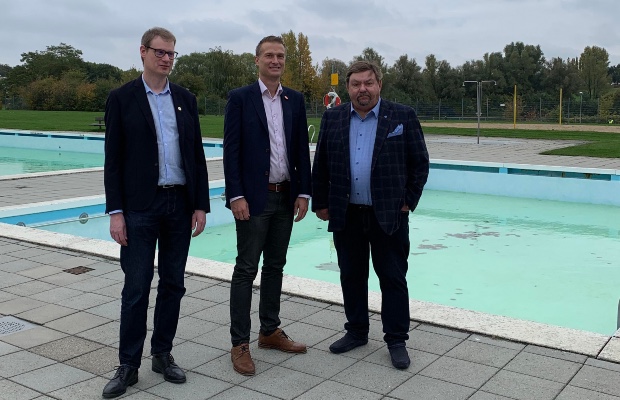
580;46;611;98
389;54;424;103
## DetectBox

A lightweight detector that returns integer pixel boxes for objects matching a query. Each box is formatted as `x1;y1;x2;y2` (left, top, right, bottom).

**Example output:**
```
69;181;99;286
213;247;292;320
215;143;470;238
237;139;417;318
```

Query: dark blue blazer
104;77;210;214
311;100;429;235
223;81;312;216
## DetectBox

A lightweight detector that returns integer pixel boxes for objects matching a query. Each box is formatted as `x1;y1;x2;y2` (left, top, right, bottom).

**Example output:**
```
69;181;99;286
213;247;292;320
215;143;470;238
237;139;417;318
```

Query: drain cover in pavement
64;266;94;275
0;316;35;337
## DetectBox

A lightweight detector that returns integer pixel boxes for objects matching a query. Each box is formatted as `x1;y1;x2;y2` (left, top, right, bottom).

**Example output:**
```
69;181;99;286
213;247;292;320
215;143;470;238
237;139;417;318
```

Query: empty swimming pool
5;189;619;336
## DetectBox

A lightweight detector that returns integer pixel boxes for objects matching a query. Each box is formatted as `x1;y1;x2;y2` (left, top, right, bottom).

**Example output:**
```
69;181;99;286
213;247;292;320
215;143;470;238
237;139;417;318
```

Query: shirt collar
142;75;170;95
258;79;283;98
351;98;382;119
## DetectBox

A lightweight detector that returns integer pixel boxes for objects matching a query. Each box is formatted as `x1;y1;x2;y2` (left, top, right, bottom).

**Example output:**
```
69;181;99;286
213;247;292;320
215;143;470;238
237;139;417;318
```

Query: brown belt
268;181;290;192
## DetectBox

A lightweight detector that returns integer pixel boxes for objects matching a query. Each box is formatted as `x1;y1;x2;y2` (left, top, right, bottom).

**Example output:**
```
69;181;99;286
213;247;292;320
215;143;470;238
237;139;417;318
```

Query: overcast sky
2;0;619;72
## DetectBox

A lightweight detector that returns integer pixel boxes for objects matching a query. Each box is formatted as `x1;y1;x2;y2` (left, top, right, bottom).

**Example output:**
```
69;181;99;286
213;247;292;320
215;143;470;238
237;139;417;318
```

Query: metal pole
476;82;481;144
579;92;583;124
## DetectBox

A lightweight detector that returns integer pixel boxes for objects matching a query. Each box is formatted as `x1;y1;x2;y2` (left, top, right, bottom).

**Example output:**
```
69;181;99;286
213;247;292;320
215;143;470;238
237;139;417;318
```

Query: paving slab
146;371;231;400
297;380;383;400
388;375;476;400
0;326;68;348
0;350;56;377
11;362;94;393
17;265;64;279
48;376;110;400
240;365;323;400
209;385;283;400
444;339;520;368
0;378;42;400
0;297;47;314
503;351;582;383
332;359;413;395
4;280;58;297
63;346;118;375
419;356;499;389
480;369;564;400
570;365;620;397
30;336;104;362
44;312;110;335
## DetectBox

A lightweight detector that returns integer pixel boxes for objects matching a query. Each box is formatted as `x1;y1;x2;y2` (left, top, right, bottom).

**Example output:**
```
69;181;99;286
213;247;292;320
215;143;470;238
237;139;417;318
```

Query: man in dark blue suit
103;27;210;398
312;60;429;369
223;35;312;376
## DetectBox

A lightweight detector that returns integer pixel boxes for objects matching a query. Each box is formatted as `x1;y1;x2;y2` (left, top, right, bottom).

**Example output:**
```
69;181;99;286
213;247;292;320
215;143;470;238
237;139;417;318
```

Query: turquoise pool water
8;190;620;335
0;147;104;176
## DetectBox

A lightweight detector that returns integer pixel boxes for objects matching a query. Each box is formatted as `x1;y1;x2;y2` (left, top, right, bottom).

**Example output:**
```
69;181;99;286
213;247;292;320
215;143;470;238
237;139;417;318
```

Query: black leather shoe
388;345;411;369
102;365;138;398
329;333;368;354
152;353;186;383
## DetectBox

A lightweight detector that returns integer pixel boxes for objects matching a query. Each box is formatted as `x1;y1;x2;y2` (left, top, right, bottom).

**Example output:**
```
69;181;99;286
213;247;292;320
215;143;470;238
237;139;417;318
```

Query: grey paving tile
332;359;413;395
84;299;120;320
6;247;53;259
467;391;514;400
179;296;218;316
0;289;18;303
209;386;280;400
64;346;118;375
75;321;120;346
314;334;383;359
16;304;78;325
389;375;476;400
28;252;80;265
524;344;588;363
0;259;46;273
416;323;470;339
169;340;226;370
193;353;275;385
407;329;463;355
1;326;68;348
445;340;520;368
146;371;231;399
0;350;56;377
48;376;110;400
280;299;324;321
45;312;111;335
38;271;91;286
81;261;121;277
4;280;58;297
49;256;99;269
298;380;383;400
480;370;564;400
0;272;32;288
240;365;323;400
327;304;345;313
586;358;620;373
556;386;620;400
279;321;339;347
570;365;620;397
280;348;357;379
0;378;41;400
0;243;29;254
504;351;582;383
30;336;104;362
189;302;229;324
56;292;115;311
120;392;167;400
364;348;439;374
468;334;527;351
29;286;83;303
12;363;94;393
286;296;331;309
175;316;220;340
183;276;219;294
189;285;230;303
17;265;64;279
300;308;347;331
92;282;123;298
0;254;20;265
0;297;47;314
64;276;118;292
0;341;20;356
419;356;499;389
98;269;126;282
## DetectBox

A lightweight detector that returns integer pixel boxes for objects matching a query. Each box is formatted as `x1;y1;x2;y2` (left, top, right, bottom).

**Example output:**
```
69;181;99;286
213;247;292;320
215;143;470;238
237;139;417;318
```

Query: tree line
1;31;619;121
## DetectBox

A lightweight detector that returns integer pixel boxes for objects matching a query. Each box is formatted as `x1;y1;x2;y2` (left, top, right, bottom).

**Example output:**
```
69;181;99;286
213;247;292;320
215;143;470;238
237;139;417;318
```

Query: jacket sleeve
311;112;331;211
190;93;210;212
103;90;124;214
223;90;244;202
404;108;429;211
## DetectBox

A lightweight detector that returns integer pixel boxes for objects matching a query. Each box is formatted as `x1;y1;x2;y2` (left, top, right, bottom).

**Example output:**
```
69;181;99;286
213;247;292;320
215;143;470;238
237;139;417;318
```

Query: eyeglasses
146;46;178;59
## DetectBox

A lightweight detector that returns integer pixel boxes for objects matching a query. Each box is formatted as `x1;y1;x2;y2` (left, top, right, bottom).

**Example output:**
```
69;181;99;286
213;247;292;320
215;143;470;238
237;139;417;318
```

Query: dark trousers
118;187;191;367
333;205;410;346
229;191;293;346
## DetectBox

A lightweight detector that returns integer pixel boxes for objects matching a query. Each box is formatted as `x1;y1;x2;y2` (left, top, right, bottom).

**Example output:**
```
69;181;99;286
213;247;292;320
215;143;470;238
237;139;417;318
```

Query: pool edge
1;221;616;363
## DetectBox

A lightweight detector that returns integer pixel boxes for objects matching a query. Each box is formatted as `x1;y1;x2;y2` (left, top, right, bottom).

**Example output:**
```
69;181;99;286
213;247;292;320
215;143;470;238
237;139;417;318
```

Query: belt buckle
161;184;174;189
274;183;282;192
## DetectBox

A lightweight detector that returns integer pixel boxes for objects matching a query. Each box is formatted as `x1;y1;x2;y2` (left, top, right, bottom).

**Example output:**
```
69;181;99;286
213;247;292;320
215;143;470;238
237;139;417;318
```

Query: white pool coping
0;221;617;363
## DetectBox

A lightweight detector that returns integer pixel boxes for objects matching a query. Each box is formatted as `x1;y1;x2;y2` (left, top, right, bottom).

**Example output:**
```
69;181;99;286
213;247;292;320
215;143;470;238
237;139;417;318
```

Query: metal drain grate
64;266;94;275
0;316;35;337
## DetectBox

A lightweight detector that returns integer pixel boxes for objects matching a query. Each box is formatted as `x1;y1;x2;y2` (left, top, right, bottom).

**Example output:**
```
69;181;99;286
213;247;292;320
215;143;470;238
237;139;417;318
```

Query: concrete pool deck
0;135;620;399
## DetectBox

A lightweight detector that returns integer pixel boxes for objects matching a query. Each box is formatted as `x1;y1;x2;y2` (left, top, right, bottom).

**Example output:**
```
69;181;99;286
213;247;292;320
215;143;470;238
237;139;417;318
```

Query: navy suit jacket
311;100;429;235
104;77;210;214
223;81;312;216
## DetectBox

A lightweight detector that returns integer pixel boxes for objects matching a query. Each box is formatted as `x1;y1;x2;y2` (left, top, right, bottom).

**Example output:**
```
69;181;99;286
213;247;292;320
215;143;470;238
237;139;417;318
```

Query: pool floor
30;190;620;335
0;147;104;175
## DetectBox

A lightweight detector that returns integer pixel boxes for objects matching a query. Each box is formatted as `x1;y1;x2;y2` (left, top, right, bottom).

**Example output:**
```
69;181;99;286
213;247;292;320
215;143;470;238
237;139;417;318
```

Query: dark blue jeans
118;187;191;367
333;205;410;347
229;191;294;346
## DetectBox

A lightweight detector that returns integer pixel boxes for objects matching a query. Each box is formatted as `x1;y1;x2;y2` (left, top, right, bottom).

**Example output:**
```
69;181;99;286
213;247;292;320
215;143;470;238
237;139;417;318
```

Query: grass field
1;110;618;158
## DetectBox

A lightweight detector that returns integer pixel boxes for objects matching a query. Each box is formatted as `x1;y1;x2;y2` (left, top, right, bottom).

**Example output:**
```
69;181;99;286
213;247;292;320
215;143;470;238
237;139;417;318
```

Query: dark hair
141;27;176;47
346;60;383;85
255;35;286;57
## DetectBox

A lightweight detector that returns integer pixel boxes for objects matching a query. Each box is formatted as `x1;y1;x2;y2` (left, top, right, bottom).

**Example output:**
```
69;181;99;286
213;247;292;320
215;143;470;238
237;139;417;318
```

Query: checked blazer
311;99;429;235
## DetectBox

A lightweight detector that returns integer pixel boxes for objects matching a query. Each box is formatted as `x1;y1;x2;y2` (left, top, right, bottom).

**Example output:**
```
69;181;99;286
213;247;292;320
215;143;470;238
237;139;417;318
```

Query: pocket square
387;124;403;138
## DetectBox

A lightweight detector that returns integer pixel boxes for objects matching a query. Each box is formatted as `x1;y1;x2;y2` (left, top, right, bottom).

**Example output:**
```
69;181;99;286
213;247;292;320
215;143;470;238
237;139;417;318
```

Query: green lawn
1;110;618;158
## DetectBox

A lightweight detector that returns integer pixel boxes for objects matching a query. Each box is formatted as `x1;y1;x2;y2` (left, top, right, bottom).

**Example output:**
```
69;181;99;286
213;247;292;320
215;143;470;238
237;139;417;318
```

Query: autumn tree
580;46;611;98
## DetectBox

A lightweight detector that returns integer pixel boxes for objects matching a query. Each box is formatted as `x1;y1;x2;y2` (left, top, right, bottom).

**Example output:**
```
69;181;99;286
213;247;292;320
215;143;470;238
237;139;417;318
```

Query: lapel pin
284;95;289;100
177;106;182;111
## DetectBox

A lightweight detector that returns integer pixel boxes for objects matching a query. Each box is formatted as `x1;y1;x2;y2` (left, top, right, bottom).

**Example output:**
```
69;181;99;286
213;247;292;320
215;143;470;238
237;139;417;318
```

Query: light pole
579;91;583;124
463;80;497;144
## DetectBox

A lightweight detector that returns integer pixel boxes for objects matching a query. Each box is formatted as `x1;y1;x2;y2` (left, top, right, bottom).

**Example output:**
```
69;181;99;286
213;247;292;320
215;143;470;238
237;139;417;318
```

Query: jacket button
264;171;269;176
154;163;158;166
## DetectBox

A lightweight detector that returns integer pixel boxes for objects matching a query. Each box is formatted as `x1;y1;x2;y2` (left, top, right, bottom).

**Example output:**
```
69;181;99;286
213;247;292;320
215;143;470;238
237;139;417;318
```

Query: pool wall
427;160;620;206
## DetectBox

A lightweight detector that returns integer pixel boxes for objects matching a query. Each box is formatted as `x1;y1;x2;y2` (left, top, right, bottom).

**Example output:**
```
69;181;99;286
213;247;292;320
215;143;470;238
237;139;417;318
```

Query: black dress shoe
102;365;138;398
152;353;186;383
329;333;368;354
388;345;411;369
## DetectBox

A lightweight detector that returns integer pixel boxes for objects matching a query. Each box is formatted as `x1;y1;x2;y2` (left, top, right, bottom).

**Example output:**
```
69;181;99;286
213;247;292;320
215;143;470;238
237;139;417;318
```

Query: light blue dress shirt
143;77;186;186
349;99;381;205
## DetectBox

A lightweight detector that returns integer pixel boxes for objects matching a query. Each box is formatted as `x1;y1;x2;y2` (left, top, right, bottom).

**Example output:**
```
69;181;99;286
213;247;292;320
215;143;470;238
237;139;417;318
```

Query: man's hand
231;198;250;220
191;210;207;237
293;197;309;222
401;205;410;212
315;208;329;221
109;213;128;246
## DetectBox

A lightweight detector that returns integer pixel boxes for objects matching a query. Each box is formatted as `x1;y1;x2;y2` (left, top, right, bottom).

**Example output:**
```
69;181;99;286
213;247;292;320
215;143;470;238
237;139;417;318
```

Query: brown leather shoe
231;344;255;376
258;328;307;353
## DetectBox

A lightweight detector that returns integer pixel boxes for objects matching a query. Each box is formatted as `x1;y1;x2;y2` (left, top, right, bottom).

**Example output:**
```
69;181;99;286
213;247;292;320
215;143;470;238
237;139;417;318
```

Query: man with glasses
102;27;210;398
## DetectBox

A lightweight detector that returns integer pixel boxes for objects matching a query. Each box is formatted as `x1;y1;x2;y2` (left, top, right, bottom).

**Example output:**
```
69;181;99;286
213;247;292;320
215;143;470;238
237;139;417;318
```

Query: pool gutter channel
1;222;618;364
